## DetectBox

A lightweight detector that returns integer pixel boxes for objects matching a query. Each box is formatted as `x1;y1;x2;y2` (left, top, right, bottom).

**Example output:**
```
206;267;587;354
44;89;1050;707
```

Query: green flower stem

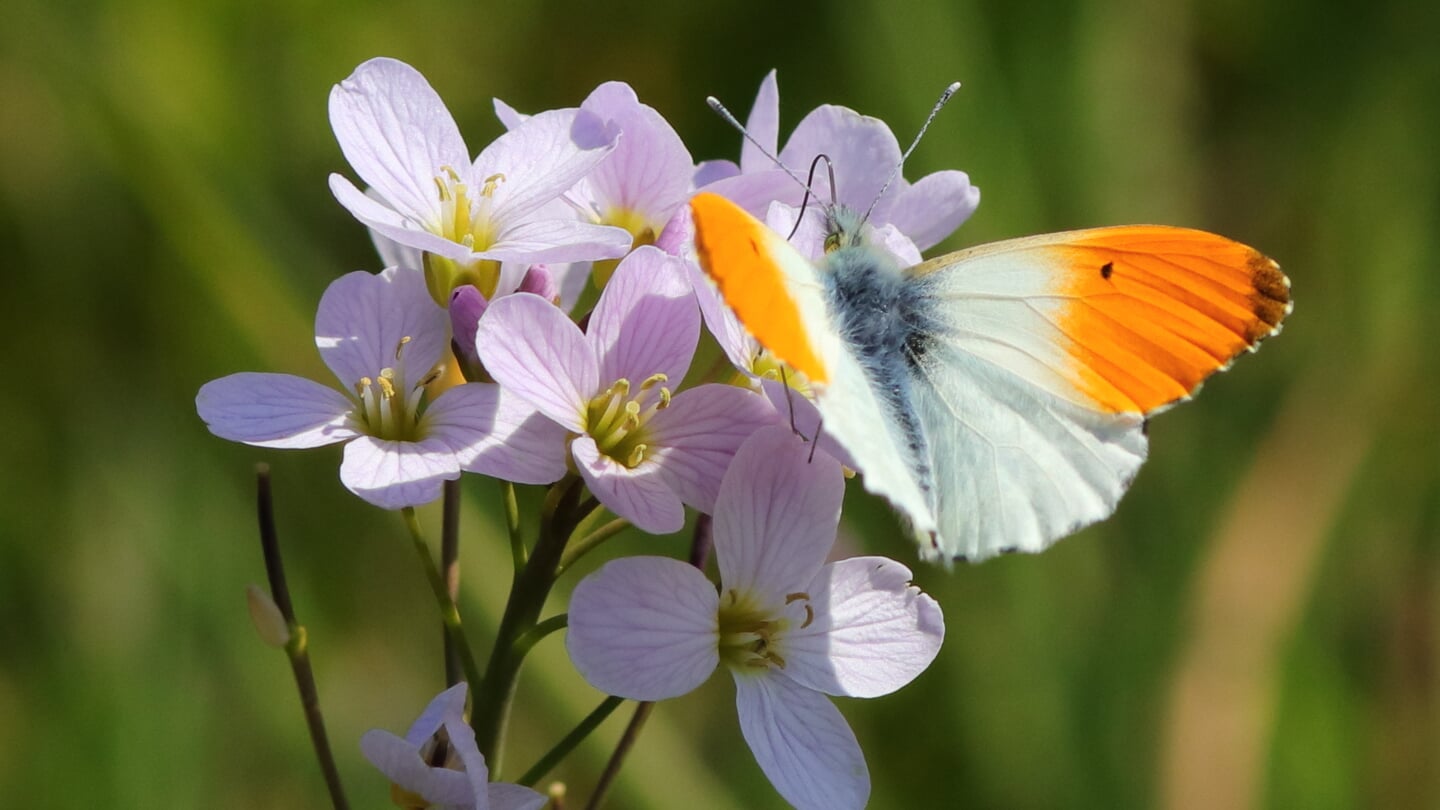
472;474;593;773
441;478;463;686
583;701;654;810
254;465;350;810
557;517;631;574
511;613;568;662
517;695;625;789
400;506;484;694
503;480;525;571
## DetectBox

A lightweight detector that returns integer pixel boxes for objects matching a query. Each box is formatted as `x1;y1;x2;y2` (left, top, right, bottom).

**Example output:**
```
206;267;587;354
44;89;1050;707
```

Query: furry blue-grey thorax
818;206;939;516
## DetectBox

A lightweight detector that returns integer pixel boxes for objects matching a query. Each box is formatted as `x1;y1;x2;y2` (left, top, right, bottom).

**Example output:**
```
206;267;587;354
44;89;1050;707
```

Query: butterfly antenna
859;82;962;229
789;154;838;239
707;95;829;204
778;364;800;435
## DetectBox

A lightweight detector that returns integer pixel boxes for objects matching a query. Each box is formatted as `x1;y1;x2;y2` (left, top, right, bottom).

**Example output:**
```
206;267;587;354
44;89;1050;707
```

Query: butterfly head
822;205;869;254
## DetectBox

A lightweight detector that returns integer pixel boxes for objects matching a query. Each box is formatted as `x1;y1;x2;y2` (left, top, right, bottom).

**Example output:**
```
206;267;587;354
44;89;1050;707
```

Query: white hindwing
905;245;1149;562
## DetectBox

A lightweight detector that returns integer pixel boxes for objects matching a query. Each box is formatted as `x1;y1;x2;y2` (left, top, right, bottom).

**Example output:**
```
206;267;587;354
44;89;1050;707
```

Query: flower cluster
199;57;979;809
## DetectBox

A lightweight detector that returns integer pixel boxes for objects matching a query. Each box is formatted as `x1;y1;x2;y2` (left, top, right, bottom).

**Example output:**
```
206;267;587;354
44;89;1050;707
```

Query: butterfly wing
690;192;940;538
904;225;1290;561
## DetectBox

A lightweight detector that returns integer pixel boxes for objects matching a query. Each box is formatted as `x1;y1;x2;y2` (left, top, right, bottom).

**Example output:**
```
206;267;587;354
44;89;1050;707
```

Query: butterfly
689;191;1291;563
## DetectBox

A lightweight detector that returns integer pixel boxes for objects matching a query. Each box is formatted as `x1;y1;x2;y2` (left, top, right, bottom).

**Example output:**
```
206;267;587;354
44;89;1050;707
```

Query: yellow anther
785;592;809;603
639;373;668;390
481;173;506;196
395;335;412;361
610;379;631;399
627;444;647;467
356;377;372;395
377;375;397;398
657;388;672;409
800;605;814;630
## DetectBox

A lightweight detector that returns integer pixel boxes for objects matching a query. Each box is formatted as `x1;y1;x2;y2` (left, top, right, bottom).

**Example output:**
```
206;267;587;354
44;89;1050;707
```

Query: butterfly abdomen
823;245;938;508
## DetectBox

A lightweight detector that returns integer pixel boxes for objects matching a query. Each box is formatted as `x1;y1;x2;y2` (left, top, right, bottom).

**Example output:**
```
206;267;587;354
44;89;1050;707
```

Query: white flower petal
566;556;719;700
480;219;632;264
473;107;618;224
425;383;569;485
780;105;900;211
784;557;945;698
715;425;844;598
733;673;869;810
314;267;449;391
646;385;774;513
572;437;685;535
475;293;595;432
328;175;472;262
403;682;469;747
340;435;459;509
487;783;548;810
360;729;475;805
873;169;980;251
589;246;698;386
196;372;358;448
328;57;468;225
739;69;781;173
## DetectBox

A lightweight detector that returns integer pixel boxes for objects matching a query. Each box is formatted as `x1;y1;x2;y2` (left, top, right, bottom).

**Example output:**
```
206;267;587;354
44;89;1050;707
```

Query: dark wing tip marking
1245;251;1291;343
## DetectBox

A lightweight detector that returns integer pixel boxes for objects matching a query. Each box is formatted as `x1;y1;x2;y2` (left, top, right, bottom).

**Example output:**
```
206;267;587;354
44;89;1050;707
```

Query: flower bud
246;584;291;648
518;264;560;304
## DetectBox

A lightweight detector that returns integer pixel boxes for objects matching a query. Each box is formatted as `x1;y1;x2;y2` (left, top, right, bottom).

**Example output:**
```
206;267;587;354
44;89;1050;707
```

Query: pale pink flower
566;426;945;809
475;246;773;533
196;268;565;509
361;683;545;810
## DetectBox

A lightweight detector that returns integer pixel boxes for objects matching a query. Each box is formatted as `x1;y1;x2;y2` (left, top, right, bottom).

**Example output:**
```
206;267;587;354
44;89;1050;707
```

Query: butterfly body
690;191;1290;563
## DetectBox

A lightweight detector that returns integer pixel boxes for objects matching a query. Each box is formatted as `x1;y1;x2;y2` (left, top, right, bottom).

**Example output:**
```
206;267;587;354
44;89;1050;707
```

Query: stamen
394;335;412;362
657;388;671;409
627;444;647;467
377;369;397;398
800;605;814;630
639;373;668;390
481;173;506;196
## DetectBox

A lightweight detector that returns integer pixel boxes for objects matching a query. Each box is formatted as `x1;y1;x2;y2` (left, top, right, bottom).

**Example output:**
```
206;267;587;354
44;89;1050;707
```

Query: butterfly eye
823;232;841;254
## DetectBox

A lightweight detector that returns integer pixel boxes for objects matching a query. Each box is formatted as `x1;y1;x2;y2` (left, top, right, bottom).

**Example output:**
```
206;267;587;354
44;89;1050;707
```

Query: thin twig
401;508;485;693
441;478;462;686
583;702;654;810
255;465;350;810
517;696;625;788
557;517;631;574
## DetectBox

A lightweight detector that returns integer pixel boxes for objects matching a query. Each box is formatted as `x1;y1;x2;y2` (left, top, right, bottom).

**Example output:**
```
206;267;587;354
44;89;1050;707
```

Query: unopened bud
518;264;560;304
246;584;291;648
449;285;489;371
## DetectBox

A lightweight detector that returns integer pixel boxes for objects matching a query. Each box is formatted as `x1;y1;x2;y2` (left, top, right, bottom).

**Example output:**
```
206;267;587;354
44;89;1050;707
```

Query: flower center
591;206;657;288
749;349;811;397
423;169;506;304
716;588;812;672
583;373;671;468
352;336;442;442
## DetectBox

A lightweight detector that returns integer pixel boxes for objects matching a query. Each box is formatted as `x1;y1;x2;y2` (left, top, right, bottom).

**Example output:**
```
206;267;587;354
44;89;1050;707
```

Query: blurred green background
2;0;1437;807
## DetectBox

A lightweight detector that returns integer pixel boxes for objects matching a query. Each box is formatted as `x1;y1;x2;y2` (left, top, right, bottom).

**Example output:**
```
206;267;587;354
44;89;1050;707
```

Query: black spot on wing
1101;261;1114;280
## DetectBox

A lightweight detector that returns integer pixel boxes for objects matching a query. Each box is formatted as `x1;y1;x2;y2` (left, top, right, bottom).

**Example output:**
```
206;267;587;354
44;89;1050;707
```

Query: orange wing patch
1050;226;1290;414
689;192;830;385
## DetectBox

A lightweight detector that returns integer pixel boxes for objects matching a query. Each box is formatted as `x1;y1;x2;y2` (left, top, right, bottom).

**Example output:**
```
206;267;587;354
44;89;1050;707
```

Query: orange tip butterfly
690;88;1291;564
